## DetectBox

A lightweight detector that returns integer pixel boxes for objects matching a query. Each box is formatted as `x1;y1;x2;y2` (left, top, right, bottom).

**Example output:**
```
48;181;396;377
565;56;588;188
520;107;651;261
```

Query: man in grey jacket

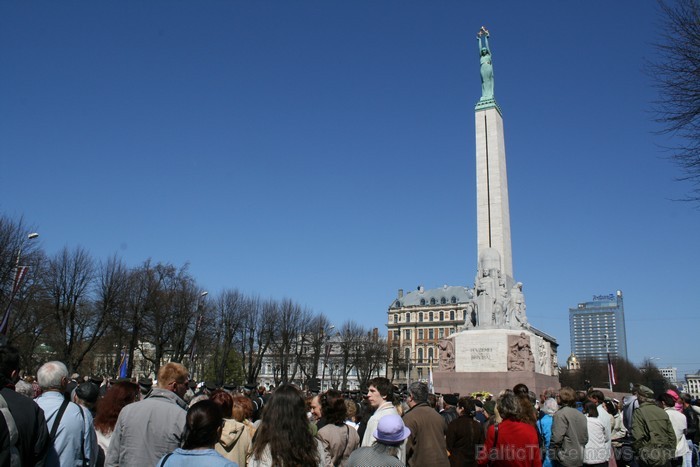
105;362;189;466
550;386;588;467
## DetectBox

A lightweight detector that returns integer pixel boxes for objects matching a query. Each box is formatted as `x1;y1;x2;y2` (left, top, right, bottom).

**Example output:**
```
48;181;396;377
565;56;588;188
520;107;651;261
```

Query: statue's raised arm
477;26;494;101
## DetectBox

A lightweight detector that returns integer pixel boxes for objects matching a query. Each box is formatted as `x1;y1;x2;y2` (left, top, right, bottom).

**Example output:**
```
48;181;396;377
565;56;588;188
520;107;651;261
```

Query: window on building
420;298;426;306
450;310;455;320
418;329;424;340
441;297;446;304
393;331;399;341
451;296;457;304
429;312;434;322
429;329;434;340
393;314;398;323
405;347;410;362
439;311;444;321
439;328;444;338
404;329;411;340
430;298;436;305
419;312;423;322
428;347;434;361
417;348;423;363
406;313;411;322
417;368;423;380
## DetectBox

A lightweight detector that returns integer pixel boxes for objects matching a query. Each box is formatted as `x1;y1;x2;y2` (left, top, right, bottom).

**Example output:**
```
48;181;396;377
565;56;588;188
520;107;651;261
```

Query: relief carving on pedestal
507;332;535;372
438;338;455;371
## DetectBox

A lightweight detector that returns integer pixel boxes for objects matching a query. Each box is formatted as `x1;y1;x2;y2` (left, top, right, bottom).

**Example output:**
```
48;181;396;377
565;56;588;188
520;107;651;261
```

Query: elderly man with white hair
35;361;96;467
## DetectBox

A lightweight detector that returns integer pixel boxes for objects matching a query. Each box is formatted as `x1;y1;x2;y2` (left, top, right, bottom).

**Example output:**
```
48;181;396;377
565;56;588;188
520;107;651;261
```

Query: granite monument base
433;370;560;397
434;328;560;396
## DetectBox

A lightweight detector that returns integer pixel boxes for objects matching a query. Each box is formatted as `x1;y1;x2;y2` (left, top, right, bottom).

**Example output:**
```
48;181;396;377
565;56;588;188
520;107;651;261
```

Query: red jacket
477;419;542;467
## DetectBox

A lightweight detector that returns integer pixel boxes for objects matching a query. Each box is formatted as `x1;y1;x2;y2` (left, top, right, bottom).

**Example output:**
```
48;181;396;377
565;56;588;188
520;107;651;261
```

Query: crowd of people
2;342;700;467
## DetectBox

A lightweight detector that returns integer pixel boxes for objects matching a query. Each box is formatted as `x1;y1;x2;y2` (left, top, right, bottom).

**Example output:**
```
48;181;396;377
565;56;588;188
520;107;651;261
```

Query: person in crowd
231;394;257;440
680;393;698;467
242;384;264;422
446;397;485;467
631;385;676;467
36;361;96;466
310;393;327;430
156;399;236;466
514;384;538;426
248;383;329;466
474;399;488;426
441;394;460;427
317;389;360;466
659;393;688;467
403;381;449;466
105;362;189;466
347;414;409;467
14;379;34;398
362;377;401;448
0;343;50;465
583;401;610;467
93;381;140;463
73;382;99;417
209;390;252;467
538;397;558;467
550;386;588;467
345;398;360;430
477;390;541;467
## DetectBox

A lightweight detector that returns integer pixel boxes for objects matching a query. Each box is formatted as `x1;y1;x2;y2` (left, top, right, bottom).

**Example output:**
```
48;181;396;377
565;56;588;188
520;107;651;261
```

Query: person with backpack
35;361;95;467
0;343;50;466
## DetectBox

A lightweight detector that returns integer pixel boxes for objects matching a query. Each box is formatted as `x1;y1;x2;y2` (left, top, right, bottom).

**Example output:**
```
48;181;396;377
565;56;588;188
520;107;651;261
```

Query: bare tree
337;321;364;390
238;297;275;385
269;299;307;385
41;246;96;371
211;289;245;384
353;328;388;391
652;0;700;202
138;262;198;375
5;250;51;372
298;314;334;383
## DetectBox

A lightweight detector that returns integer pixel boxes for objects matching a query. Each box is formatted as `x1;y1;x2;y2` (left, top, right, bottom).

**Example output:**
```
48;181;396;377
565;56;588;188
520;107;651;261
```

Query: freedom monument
432;28;559;395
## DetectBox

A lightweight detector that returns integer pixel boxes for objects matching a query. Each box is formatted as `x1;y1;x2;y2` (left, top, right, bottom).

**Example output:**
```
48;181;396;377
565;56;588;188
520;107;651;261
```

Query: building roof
389;285;473;309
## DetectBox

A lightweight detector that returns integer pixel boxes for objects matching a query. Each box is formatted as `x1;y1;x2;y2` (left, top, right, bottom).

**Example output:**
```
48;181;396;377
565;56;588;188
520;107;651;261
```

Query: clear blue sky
2;2;698;377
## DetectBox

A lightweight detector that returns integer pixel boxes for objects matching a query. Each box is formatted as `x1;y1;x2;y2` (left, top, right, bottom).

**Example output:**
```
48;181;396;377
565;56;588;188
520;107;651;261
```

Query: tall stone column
475;104;513;285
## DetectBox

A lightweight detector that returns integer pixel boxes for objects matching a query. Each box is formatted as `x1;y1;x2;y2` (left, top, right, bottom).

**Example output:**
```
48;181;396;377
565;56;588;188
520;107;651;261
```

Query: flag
0;266;29;335
607;353;616;386
428;364;434;393
118;349;129;379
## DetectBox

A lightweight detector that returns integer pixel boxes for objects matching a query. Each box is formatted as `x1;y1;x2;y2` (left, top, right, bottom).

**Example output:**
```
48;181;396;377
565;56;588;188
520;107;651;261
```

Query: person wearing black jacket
0;343;50;466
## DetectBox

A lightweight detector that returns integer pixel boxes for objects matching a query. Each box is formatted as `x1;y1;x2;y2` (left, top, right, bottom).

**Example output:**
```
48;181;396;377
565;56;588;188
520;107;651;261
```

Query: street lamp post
1;232;39;335
320;325;335;392
189;291;208;380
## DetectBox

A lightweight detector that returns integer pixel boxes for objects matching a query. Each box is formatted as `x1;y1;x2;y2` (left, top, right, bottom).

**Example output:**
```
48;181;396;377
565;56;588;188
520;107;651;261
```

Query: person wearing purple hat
347;414;409;466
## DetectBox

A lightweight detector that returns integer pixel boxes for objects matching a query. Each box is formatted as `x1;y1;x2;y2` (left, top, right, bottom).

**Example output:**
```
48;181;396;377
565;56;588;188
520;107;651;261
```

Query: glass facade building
569;291;628;361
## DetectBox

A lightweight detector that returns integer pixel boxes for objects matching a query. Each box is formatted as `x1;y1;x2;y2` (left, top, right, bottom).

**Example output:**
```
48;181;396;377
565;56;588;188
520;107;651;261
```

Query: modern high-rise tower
569;291;628;361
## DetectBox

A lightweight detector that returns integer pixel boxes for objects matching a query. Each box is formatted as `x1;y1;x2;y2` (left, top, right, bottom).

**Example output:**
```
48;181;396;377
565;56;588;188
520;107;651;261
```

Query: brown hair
94;382;140;433
231;394;254;422
210;390;234;418
558;387;577;407
320;389;347;425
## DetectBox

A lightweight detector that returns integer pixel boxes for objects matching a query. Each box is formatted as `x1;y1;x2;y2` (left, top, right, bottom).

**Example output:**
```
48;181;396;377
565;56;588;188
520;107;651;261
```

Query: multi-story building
685;373;700;399
386;285;473;385
659;367;678;386
569;291;628;361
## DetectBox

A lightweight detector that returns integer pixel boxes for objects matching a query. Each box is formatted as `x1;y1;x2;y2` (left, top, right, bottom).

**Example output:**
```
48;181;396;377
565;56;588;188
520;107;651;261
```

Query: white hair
543;397;559;415
37;361;68;390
